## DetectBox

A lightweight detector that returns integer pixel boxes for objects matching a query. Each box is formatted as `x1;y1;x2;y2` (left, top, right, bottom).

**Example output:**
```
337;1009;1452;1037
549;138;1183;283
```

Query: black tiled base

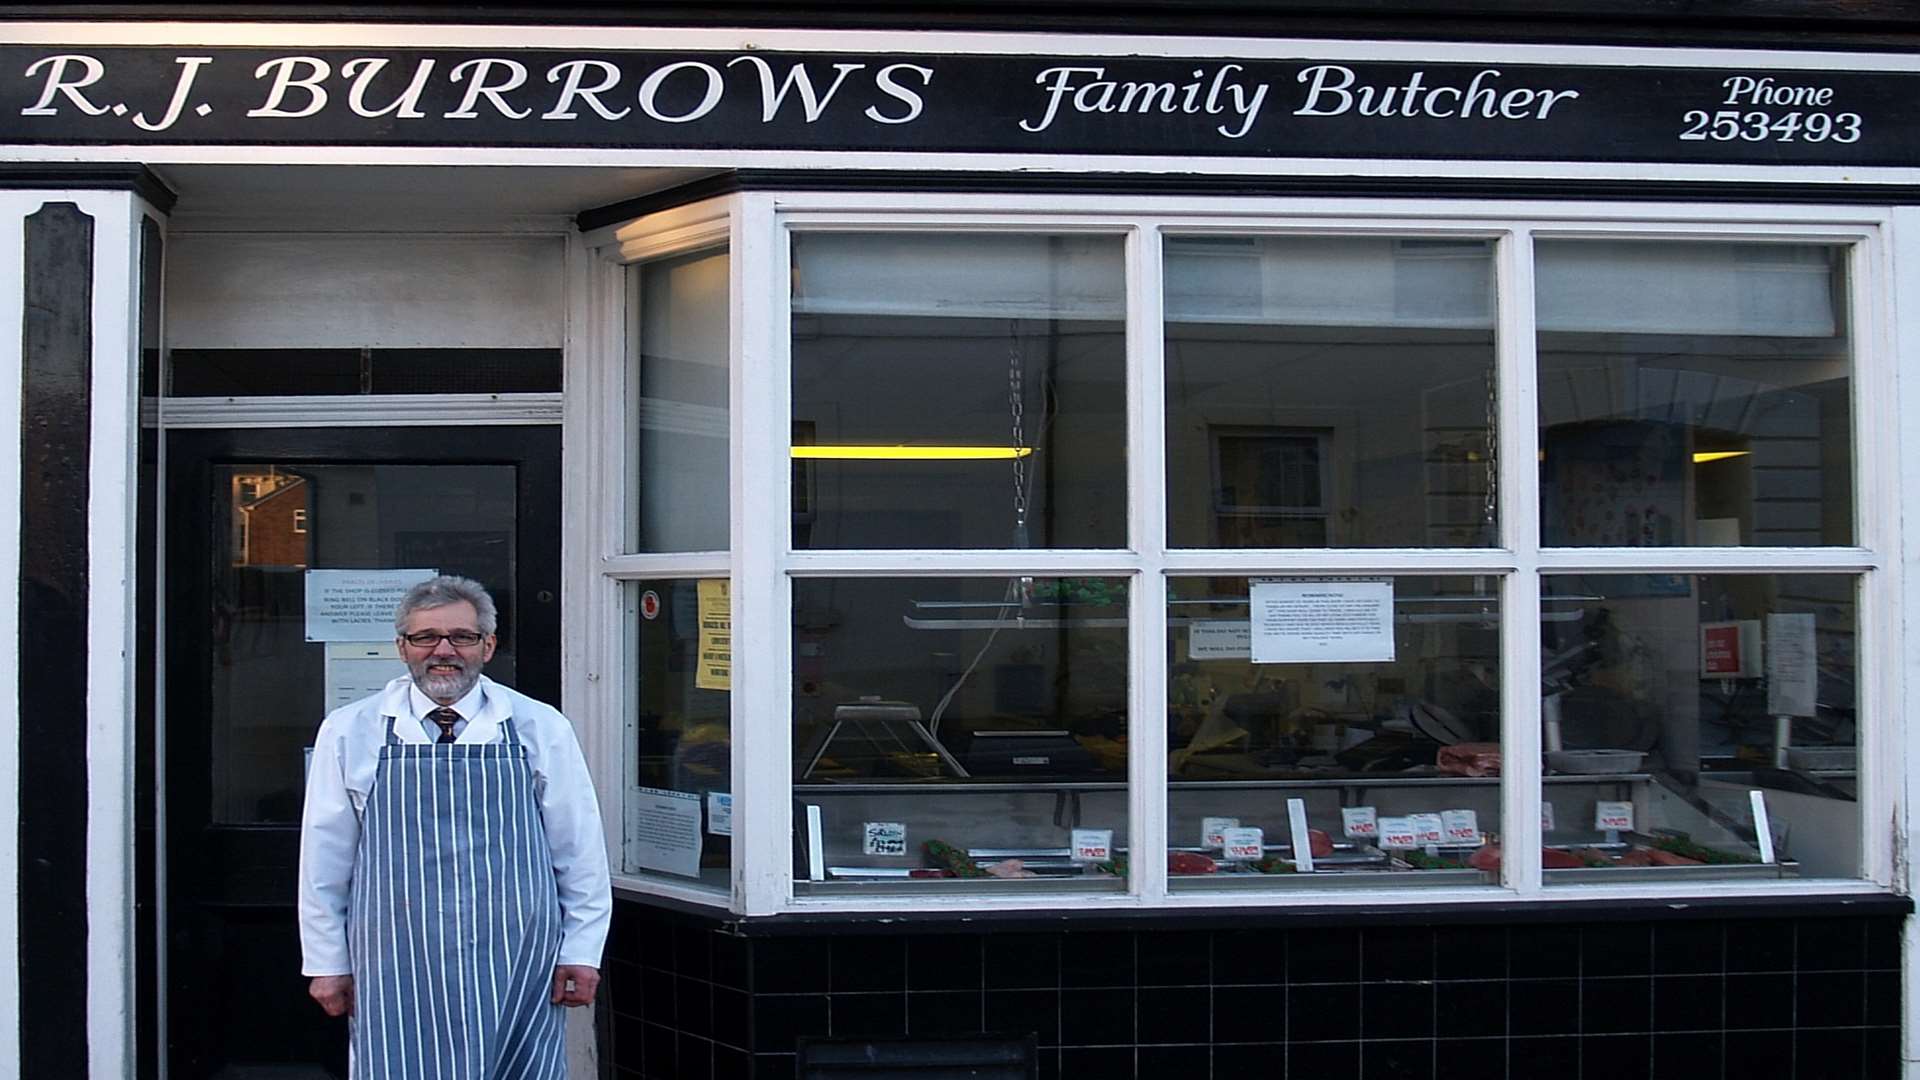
601;899;1902;1079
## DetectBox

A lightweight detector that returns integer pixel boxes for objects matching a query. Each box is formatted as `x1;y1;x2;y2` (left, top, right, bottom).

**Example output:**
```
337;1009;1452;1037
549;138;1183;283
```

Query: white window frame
588;191;1901;919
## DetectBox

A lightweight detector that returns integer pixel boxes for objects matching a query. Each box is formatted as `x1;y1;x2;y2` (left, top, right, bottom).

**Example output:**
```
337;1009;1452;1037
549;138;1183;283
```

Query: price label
1410;813;1446;846
863;821;906;856
1378;817;1417;850
1595;801;1635;832
707;792;734;836
1341;806;1378;839
1441;809;1481;845
1071;828;1113;863
1541;801;1556;832
1221;827;1266;862
1202;816;1240;849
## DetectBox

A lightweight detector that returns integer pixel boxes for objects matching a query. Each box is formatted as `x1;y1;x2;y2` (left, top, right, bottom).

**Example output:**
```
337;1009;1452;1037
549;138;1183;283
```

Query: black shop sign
3;45;1917;165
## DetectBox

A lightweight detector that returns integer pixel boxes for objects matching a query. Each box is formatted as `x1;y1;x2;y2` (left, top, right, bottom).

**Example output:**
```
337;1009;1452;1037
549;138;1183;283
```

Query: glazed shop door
163;425;561;1079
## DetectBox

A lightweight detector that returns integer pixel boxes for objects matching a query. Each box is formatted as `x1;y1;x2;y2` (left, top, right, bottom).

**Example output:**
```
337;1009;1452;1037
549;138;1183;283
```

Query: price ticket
1441;809;1481;845
1594;801;1635;832
1071;828;1113;863
1202;816;1240;849
1221;827;1266;862
1410;813;1446;846
1378;817;1417;850
1341;806;1378;839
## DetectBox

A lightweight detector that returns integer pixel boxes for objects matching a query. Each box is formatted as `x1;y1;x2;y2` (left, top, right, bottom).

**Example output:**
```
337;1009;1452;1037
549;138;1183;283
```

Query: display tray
1544;861;1798;882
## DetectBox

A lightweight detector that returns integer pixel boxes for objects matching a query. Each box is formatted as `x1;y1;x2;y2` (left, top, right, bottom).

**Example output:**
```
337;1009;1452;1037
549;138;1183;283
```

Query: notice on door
305;568;438;642
697;578;732;691
1249;578;1395;663
1766;612;1818;718
323;641;408;710
628;787;704;878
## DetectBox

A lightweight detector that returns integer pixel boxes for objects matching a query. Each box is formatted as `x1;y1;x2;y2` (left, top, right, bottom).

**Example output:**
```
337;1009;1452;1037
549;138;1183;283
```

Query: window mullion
1129;223;1169;902
1496;227;1545;896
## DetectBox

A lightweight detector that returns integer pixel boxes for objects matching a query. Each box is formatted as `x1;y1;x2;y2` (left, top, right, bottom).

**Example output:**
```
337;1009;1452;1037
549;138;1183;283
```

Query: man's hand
309;975;355;1017
551;964;599;1007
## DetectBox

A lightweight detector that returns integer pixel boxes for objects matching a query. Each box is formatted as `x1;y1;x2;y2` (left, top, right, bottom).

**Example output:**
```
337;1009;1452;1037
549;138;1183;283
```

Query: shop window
630;245;730;553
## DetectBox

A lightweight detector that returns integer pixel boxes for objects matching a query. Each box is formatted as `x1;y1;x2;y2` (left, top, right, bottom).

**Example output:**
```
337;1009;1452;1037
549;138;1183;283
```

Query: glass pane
169;348;562;396
792;576;1130;890
1541;574;1857;881
1536;240;1853;547
1165;236;1498;548
1166;575;1502;887
791;233;1127;549
630;247;730;553
209;464;518;823
623;579;732;889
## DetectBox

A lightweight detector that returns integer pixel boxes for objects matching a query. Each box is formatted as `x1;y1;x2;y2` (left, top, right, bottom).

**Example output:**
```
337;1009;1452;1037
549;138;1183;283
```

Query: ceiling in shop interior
152;164;719;228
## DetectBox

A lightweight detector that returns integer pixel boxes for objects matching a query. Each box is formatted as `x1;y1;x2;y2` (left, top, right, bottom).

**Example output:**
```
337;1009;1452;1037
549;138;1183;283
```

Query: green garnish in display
922;839;992;878
1400;850;1465;870
1650;834;1761;865
1250;856;1298;874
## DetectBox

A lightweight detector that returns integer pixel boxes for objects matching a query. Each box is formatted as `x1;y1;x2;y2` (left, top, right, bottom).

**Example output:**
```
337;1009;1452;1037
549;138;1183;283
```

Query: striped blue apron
348;714;568;1080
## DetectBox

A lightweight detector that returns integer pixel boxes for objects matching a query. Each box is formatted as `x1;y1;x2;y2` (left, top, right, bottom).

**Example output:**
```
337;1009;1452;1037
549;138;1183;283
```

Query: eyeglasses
401;630;487;648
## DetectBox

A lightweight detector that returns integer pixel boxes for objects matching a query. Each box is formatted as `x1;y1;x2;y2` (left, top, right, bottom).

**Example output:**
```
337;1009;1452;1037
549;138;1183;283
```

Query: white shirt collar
409;681;485;724
380;675;509;744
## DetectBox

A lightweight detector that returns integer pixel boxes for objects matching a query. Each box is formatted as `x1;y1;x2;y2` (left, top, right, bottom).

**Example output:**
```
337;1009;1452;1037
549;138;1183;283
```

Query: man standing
298;575;612;1078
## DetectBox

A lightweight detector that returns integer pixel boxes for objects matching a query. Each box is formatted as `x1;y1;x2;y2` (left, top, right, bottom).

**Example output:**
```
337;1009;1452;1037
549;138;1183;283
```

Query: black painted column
18;201;94;1078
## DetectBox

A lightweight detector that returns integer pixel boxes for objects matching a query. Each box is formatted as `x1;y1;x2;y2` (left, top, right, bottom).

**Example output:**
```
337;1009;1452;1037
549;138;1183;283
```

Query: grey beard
410;659;481;702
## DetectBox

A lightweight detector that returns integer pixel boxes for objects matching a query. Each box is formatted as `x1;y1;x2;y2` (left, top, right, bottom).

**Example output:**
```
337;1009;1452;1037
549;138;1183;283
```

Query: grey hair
394;574;499;635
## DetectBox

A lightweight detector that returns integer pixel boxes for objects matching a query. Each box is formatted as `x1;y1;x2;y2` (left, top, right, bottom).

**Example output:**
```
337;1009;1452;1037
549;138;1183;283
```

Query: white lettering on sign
1202;816;1240;849
1221;827;1266;862
1293;64;1580;121
1411;813;1446;846
1071;828;1113;863
1021;63;1271;139
1341;806;1378;839
863;821;906;856
1722;75;1836;107
1441;809;1481;845
1378;817;1417;851
1595;801;1635;832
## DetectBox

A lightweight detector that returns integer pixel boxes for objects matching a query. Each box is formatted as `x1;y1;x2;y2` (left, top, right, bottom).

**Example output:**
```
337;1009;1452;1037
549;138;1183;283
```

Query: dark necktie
428;707;460;744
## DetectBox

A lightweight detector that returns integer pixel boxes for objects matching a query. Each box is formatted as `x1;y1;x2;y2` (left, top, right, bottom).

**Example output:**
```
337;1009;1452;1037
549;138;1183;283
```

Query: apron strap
382;713;400;746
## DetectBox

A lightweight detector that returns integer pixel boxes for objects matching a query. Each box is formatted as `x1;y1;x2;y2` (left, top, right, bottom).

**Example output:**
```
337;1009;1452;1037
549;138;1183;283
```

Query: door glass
208;463;518;823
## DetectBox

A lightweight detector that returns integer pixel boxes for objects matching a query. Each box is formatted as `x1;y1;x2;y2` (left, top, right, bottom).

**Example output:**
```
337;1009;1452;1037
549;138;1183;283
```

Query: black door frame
156;423;562;1079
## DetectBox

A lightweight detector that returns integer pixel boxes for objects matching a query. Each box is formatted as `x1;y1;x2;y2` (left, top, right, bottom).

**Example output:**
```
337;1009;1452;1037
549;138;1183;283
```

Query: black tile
713;932;751;991
907;990;984;1037
1654;923;1725;976
1362;926;1435;983
1652;975;1723;1033
1214;1042;1287;1076
985;933;1060;991
678;975;713;1038
1139;930;1214;987
830;935;904;993
1584;977;1653;1035
1435;1037;1507;1080
607;959;642;1020
1213;929;1285;987
1508;925;1581;980
1060;987;1135;1046
1060;1046;1135;1078
755;937;831;994
1724;920;1796;973
1363;1038;1434;1080
677;927;713;981
1723;973;1794;1030
1362;982;1434;1039
1061;931;1136;988
907;935;984;992
714;1044;750;1080
1138;986;1212;1044
1509;979;1578;1036
1035;1047;1061;1080
611;1009;646;1071
1866;1027;1902;1079
1652;1033;1721;1080
829;992;905;1039
1797;971;1867;1028
676;1034;713;1080
1798;919;1867;972
1288;1040;1359;1076
1795;1027;1867;1080
712;987;750;1050
1723;1030;1792;1076
642;1021;678;1080
1288;984;1359;1042
1864;918;1902;971
1509;1035;1579;1075
641;967;678;1027
752;1053;796;1080
1583;1033;1651;1080
985;989;1059;1046
1215;985;1286;1044
1865;971;1900;1028
1137;1045;1206;1078
1288;928;1361;984
753;994;828;1054
1584;925;1654;977
1434;925;1507;982
1435;979;1506;1038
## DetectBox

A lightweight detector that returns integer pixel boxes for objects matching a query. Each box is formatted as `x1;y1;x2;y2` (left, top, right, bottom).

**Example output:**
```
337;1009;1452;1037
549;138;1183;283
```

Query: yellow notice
696;579;732;691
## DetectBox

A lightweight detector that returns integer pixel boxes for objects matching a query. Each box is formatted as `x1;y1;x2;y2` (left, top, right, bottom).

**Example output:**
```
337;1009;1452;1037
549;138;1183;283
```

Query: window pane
630;247;730;553
1165;575;1502;887
791;233;1127;549
1536;240;1853;547
792;576;1129;891
623;579;731;889
1541;574;1856;881
1165;236;1498;548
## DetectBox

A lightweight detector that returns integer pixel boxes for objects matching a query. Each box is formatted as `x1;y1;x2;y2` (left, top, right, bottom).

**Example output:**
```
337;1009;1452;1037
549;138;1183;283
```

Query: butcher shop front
2;4;1918;1078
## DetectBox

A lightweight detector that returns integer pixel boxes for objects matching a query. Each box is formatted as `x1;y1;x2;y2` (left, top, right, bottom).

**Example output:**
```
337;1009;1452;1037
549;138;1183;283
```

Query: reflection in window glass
791;233;1127;549
624;579;731;889
1541;574;1856;880
1165;576;1502;886
1165;236;1497;548
630;247;730;553
792;577;1129;889
1536;241;1852;547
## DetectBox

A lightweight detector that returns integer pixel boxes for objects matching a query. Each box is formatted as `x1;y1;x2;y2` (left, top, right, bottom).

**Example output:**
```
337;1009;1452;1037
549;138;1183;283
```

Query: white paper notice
630;787;703;878
1441;809;1481;845
864;821;907;856
1378;817;1417;851
1341;806;1378;840
1188;621;1252;660
706;792;734;836
323;641;408;711
305;568;438;642
1222;827;1266;862
1071;829;1113;863
1248;578;1395;664
1765;613;1818;718
1410;813;1446;846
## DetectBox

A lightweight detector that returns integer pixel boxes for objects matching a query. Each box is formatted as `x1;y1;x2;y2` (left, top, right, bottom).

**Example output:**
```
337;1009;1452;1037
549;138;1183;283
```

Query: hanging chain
1008;328;1029;540
1482;367;1498;541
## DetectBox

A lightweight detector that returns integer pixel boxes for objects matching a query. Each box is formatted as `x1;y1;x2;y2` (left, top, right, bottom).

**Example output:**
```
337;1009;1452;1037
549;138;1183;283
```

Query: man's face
398;600;497;704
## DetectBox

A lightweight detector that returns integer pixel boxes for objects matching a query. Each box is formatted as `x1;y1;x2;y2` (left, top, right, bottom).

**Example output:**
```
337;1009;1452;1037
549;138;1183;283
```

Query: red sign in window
1702;623;1743;675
